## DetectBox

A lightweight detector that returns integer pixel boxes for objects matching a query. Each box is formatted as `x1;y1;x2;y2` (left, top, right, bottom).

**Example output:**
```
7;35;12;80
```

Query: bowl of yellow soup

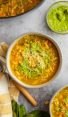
6;33;62;88
50;86;68;117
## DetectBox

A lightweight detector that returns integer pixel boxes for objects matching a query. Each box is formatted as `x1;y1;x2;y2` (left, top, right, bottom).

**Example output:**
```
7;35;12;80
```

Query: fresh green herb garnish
65;110;68;117
12;100;50;117
12;100;26;117
24;110;50;117
65;97;68;104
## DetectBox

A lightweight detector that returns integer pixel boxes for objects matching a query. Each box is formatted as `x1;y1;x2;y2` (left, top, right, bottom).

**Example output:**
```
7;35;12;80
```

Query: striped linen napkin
0;73;12;117
0;42;20;117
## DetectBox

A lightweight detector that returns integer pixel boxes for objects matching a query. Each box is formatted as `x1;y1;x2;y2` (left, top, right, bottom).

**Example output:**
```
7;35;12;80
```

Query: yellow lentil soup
10;34;60;86
51;87;68;117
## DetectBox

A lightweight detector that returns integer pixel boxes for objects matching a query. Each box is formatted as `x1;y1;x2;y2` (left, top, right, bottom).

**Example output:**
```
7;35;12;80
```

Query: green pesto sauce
47;2;68;33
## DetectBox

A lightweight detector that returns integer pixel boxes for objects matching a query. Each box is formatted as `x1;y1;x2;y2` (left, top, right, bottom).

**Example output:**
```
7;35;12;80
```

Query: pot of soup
6;33;62;88
0;0;44;18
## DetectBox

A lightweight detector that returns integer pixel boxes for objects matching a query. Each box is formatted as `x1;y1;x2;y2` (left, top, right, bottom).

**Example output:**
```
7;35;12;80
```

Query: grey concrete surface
0;0;68;113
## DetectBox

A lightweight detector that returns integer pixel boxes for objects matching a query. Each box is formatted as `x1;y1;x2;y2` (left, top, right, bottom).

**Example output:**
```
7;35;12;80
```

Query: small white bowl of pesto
47;1;68;34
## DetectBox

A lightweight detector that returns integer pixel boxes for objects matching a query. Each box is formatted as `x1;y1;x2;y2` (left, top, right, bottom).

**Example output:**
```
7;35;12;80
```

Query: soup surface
51;87;68;117
10;34;60;85
0;0;43;17
0;0;7;4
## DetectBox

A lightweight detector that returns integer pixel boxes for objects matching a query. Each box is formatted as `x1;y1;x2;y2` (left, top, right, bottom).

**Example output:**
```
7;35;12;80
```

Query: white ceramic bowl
6;33;62;88
50;85;68;117
46;1;68;34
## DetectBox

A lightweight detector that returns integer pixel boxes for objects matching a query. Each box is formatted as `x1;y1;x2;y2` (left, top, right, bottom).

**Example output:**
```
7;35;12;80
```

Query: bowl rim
6;32;62;88
46;1;68;34
50;85;68;117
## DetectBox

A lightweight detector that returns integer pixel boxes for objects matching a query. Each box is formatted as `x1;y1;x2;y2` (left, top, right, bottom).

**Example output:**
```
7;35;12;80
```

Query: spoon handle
14;81;37;106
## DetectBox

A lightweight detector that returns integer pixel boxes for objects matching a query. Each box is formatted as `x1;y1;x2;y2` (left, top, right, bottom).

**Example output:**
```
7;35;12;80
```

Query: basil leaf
12;100;26;117
19;105;26;117
24;110;50;117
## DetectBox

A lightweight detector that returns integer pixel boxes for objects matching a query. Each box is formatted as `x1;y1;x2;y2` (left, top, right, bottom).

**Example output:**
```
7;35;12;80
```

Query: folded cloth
0;42;8;57
0;42;20;117
0;73;12;117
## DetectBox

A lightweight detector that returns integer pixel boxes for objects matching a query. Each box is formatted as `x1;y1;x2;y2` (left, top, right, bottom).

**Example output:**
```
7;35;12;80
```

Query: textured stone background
0;0;68;113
